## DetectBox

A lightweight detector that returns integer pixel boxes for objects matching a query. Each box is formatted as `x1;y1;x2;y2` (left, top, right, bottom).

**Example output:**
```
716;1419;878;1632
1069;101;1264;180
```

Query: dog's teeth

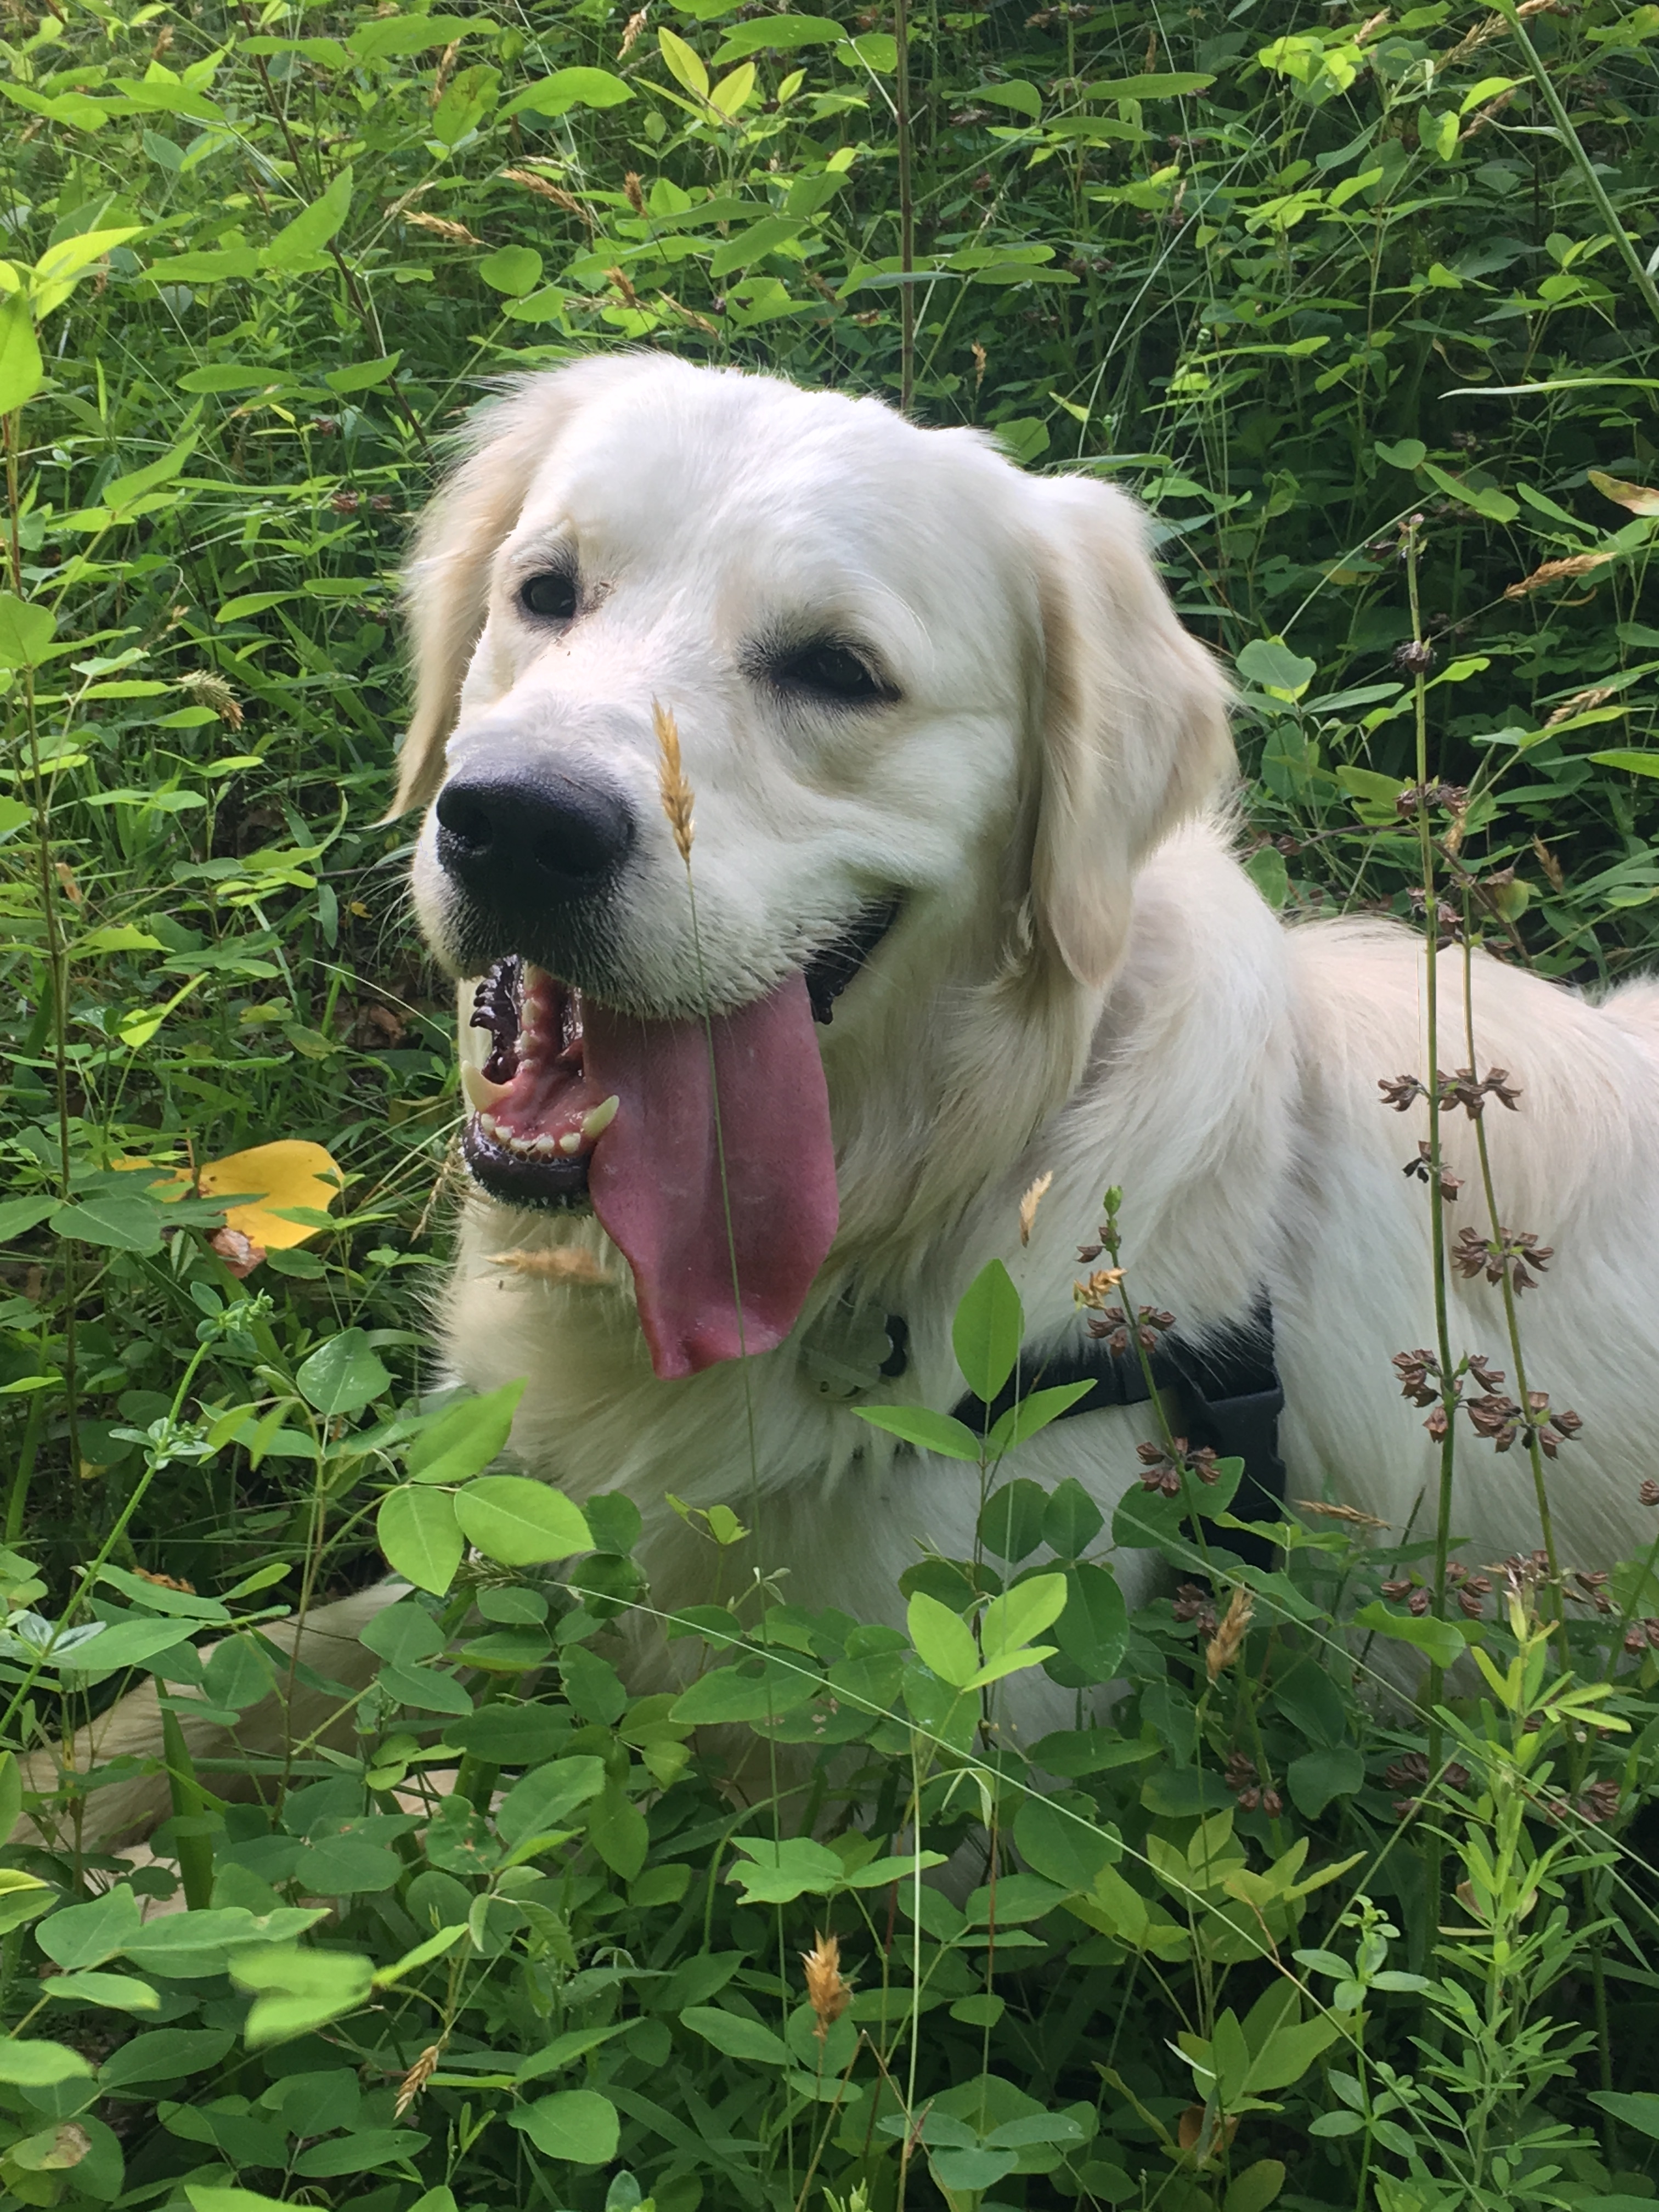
462;1060;511;1113
532;1133;558;1158
477;1110;500;1138
582;1095;619;1142
557;1131;583;1155
506;1134;534;1155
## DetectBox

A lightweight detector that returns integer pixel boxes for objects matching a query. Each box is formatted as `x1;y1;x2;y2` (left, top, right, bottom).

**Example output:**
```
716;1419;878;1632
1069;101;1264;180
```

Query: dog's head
400;356;1232;1376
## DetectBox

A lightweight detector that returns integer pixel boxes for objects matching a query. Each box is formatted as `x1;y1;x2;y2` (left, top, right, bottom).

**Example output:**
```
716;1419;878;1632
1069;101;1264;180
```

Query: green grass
1;0;1657;2204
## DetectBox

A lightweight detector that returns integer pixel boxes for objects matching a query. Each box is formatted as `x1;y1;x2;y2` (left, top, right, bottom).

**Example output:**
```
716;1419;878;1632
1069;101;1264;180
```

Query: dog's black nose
436;772;633;908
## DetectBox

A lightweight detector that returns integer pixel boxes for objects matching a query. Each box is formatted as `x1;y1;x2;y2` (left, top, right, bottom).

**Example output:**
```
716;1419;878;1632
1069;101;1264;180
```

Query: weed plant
0;0;1657;2205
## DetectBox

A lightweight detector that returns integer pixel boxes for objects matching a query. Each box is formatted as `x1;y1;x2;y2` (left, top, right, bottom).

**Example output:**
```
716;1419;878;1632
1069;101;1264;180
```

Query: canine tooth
582;1094;619;1142
557;1131;583;1155
462;1059;511;1113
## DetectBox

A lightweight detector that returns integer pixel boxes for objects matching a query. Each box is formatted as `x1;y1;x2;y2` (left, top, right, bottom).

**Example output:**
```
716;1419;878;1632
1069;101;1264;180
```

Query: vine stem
1404;522;1459;1968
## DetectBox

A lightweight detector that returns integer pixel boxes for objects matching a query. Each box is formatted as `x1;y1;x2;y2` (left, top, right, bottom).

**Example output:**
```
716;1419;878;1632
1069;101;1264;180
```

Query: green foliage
0;0;1657;2204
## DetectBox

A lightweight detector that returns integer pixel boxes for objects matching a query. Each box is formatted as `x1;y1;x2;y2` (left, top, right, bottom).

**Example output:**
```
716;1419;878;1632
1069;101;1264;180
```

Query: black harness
949;1301;1288;1528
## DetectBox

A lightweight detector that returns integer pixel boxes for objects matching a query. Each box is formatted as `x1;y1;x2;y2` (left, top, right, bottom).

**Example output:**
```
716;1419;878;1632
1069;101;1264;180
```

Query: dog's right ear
394;358;647;816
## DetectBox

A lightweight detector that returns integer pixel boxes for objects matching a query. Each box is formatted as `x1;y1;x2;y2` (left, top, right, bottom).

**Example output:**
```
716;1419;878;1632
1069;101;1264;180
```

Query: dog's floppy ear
1024;472;1234;989
394;357;652;816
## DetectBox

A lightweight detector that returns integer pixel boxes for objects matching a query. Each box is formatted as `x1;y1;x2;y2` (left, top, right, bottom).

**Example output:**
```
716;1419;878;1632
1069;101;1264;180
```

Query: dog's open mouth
461;960;614;1210
454;917;891;1381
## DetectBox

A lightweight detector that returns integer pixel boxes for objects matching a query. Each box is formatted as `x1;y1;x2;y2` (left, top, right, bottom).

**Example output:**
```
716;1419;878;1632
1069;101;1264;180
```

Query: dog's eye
519;570;578;622
775;641;888;705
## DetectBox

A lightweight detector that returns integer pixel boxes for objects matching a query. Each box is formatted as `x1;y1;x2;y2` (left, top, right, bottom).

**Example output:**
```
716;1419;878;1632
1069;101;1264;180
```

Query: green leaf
495;1757;606;1846
262;168;353;273
907;1590;979;1688
1041;1476;1104;1559
454;1474;590;1565
853;1404;984;1459
0;1196;55;1242
0;291;42;415
42;1971;161;2013
479;247;543;296
1589;750;1659;778
232;1945;375;2047
583;1780;648;1880
658;26;710;97
325;353;400;393
0;591;56;669
712;14;844;60
510;2089;620;2163
1225;2160;1286;2212
1014;1793;1119;1892
348;11;479;59
680;2006;793;2065
405;1380;526;1486
0;2041;94;2087
38;1884;143;1971
978;1478;1049;1561
1353;1602;1464;1668
1237;636;1316;698
724;1834;847;1902
99;2027;235;2089
292;2128;429;2176
986;1380;1096;1452
500;66;633;119
978;1572;1067;1667
1085;70;1215;94
189;2188;308;2212
1286;1743;1365;1818
1419;460;1519;523
296;1328;390;1417
1375;436;1426;469
1590;2091;1659;2140
1052;1561;1128;1680
952;1257;1024;1402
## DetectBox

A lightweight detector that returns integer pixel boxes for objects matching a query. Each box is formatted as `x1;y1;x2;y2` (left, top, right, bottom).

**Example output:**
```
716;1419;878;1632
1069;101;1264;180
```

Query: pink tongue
583;975;839;1379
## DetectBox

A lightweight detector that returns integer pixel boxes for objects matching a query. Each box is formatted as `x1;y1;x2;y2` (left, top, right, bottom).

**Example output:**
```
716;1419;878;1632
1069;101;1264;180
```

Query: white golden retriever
38;354;1659;1837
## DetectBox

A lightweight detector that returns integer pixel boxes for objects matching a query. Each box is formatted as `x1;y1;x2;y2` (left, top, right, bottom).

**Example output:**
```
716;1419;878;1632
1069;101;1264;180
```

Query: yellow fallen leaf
195;1141;343;1250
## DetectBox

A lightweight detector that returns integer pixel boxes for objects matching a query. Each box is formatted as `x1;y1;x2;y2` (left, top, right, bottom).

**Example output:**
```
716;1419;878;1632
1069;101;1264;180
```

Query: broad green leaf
978;1478;1049;1561
98;2027;235;2089
853;1404;984;1459
49;1190;165;1255
500;66;633;119
0;591;55;669
1419;460;1519;523
985;1380;1096;1453
1286;1744;1365;1818
1375;436;1426;469
38;1884;143;1971
1084;71;1215;94
262;169;353;273
405;1380;526;1486
583;1779;648;1880
232;1945;375;2047
712;14;844;60
1225;2160;1286;2212
1014;1794;1119;1892
0;1196;54;1241
296;1328;389;1416
1042;1476;1105;1558
1052;1561;1129;1680
0;1751;17;1847
0;291;42;414
479;246;543;296
1589;750;1659;778
658;26;710;97
1353;1602;1464;1668
1237;636;1316;699
291;2129;429;2176
454;1475;590;1565
325;353;400;393
348;12;479;60
510;2089;620;2163
952;1258;1024;1402
494;1757;606;1846
376;1486;462;1596
978;1572;1067;1666
680;2006;793;2065
42;1972;160;2013
1590;2090;1659;2140
907;1589;979;1688
0;2041;94;2086
189;2186;307;2212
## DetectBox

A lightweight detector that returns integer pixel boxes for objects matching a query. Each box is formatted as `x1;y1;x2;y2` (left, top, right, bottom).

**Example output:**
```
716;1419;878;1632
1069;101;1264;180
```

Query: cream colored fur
37;357;1659;1841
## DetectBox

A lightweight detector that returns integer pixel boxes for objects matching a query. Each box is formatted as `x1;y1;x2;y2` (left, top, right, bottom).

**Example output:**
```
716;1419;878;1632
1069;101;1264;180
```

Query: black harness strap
951;1300;1288;1528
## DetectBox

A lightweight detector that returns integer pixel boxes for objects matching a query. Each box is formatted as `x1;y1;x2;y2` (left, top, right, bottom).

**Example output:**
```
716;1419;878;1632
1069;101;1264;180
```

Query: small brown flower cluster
1545;1779;1621;1827
1223;1752;1282;1818
1404;1142;1463;1201
800;1932;853;2041
1442;1065;1522;1117
1136;1438;1219;1498
1622;1618;1659;1655
1395;778;1468;819
1452;1224;1553;1293
1172;1582;1217;1635
1379;1073;1429;1112
1567;1568;1611;1614
1380;1575;1434;1618
1205;1587;1254;1680
1468;1388;1582;1458
1083;1300;1172;1356
1386;1751;1471;1818
1393;639;1437;676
